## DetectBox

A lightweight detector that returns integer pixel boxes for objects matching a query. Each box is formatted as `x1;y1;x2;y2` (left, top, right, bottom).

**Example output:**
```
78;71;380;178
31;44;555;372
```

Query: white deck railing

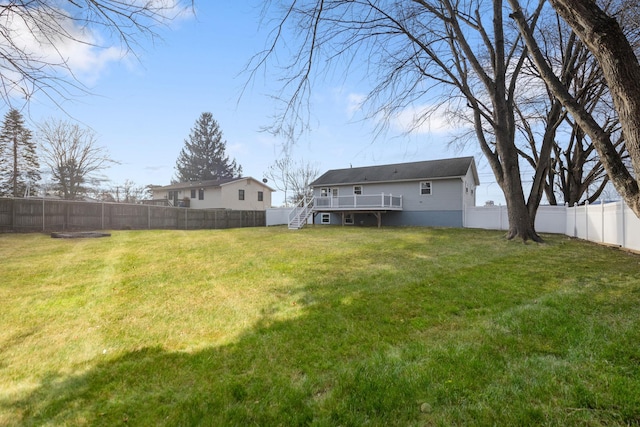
314;194;402;210
288;196;315;229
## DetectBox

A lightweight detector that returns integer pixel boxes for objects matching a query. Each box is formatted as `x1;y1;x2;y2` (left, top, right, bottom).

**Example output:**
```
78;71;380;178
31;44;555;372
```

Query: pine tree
0;109;40;197
173;113;242;183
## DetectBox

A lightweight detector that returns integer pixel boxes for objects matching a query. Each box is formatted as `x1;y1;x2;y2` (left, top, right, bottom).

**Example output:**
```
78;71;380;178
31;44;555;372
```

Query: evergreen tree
173;113;242;183
0;109;40;197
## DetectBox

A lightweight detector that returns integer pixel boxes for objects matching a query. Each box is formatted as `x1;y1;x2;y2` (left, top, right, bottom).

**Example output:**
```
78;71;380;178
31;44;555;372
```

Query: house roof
311;156;479;187
151;176;274;192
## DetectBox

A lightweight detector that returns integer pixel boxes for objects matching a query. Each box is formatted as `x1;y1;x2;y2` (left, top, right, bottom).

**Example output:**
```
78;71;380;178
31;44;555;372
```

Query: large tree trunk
476;106;542;242
532;0;640;216
502;159;539;241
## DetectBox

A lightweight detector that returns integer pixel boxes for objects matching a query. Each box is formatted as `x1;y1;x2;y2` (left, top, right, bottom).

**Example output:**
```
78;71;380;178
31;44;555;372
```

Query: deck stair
288;196;315;229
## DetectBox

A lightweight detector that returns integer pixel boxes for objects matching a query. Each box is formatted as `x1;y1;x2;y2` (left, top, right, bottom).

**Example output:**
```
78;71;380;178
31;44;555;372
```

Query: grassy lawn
1;226;639;426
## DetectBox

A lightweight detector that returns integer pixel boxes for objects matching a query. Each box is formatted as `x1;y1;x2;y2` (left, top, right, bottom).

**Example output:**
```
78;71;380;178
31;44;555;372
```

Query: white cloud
346;92;366;116
0;1;194;92
389;103;467;135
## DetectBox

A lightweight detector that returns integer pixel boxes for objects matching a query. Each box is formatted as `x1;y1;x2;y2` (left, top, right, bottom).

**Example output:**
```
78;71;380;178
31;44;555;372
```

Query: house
149;177;274;210
289;156;478;228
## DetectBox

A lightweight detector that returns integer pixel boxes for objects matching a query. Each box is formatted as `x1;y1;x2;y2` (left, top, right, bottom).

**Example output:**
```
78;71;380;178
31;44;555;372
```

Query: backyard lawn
1;226;639;426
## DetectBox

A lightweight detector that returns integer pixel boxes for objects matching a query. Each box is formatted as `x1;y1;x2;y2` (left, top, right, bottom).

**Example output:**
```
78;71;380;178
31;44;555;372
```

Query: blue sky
17;2;505;206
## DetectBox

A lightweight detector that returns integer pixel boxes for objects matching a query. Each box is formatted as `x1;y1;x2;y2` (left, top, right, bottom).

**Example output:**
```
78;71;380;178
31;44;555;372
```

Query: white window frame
344;213;354;225
353;185;363;195
320;213;331;224
320;187;339;197
420;181;432;195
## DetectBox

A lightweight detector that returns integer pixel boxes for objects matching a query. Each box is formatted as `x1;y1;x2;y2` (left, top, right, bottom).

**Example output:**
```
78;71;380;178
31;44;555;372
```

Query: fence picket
464;202;640;252
0;198;265;232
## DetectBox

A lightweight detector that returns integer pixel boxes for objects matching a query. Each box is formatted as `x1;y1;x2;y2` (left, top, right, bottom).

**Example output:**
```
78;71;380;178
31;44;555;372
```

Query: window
320;187;338;197
321;213;331;224
258;191;264;202
198;189;204;200
239;189;245;200
344;213;354;225
420;181;432;195
191;189;196;199
353;185;362;195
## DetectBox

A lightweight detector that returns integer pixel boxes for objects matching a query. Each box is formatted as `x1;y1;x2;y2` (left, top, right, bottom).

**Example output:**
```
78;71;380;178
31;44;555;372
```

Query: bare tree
254;0;554;241
286;158;320;205
513;5;629;207
265;151;319;206
510;0;640;217
97;180;150;203
0;1;192;106
264;155;293;206
38;119;118;199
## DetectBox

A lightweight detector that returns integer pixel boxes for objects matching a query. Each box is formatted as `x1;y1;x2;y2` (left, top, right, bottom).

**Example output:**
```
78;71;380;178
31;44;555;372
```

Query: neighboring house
150;177;274;210
289;156;478;228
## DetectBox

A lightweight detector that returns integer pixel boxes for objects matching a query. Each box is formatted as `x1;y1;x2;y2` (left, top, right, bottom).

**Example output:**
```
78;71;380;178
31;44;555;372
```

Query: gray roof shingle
311;156;478;186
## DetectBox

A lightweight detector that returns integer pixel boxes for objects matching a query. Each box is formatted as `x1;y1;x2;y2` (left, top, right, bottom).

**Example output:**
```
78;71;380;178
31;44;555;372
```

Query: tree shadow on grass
6;244;640;426
9;269;443;426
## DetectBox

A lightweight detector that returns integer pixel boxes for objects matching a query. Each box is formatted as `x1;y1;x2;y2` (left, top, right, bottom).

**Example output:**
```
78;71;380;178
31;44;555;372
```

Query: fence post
9;198;15;231
601;200;605;243
148;205;151;230
42;197;45;232
582;202;590;239
621;201;626;249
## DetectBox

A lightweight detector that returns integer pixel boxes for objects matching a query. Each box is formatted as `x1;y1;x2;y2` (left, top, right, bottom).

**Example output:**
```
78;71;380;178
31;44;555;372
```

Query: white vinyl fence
465;201;640;252
266;207;293;227
269;202;640;252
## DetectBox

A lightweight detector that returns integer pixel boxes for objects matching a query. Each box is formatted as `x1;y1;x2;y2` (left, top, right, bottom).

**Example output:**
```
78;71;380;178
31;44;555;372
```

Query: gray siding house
291;157;478;228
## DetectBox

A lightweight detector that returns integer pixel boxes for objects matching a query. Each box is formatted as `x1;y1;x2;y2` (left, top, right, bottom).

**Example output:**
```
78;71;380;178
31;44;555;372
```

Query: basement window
321;213;331;224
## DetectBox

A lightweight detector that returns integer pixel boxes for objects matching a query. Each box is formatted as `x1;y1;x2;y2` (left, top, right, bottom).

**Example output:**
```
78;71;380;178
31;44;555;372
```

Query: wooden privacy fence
0;198;266;232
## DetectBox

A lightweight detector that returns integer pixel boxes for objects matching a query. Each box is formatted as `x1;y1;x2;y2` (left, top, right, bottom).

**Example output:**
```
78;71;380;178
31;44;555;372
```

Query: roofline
220;176;276;192
151;176;275;192
310;156;478;187
311;175;468;188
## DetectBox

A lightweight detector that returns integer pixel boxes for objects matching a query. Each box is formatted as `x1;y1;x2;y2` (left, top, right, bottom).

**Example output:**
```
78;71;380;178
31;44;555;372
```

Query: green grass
1;226;640;426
